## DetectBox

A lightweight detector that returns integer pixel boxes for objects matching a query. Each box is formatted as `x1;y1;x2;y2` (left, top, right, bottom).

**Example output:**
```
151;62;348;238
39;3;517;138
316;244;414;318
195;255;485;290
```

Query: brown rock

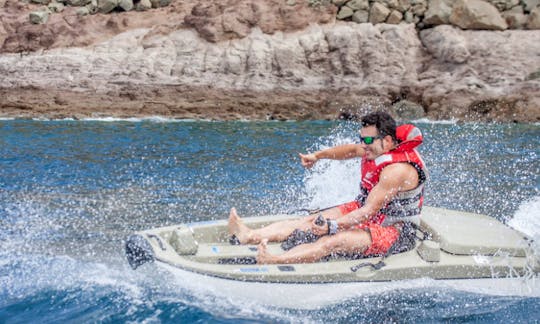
449;0;508;30
420;25;470;63
98;0;118;13
502;10;528;29
522;0;540;13
528;7;540;29
386;10;403;24
345;0;368;10
370;2;391;24
352;9;369;23
395;0;412;12
424;0;453;25
337;6;354;19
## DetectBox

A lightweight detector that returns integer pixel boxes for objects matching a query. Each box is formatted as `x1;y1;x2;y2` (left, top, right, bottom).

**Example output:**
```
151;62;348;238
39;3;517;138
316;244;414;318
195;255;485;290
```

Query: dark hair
361;111;397;142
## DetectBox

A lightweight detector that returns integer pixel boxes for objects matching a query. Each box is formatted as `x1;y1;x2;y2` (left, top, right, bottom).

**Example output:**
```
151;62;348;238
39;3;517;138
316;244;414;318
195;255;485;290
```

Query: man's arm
334;163;420;230
299;144;364;168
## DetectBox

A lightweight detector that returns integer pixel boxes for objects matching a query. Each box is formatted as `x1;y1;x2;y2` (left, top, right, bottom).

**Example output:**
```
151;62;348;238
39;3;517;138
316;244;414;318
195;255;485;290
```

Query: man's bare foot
256;239;277;264
228;208;254;244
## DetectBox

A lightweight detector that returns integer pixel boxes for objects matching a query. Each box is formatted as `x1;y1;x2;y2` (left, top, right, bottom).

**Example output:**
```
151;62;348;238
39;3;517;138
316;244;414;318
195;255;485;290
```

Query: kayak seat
420;206;529;257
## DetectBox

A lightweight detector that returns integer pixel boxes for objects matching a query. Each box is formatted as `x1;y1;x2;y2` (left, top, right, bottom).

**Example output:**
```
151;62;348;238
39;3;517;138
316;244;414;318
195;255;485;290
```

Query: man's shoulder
380;162;419;187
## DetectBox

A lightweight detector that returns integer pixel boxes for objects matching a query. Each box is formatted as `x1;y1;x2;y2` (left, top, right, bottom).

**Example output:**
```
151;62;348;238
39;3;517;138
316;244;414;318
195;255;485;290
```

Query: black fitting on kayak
125;234;155;270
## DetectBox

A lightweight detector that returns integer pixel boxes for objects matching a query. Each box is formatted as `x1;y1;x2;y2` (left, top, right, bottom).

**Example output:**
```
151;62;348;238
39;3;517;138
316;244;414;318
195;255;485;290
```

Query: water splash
301;123;360;210
508;195;540;238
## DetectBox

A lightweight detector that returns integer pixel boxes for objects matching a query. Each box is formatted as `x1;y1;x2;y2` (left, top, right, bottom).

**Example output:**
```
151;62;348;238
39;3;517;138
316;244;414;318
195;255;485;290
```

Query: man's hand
299;152;318;169
311;217;329;236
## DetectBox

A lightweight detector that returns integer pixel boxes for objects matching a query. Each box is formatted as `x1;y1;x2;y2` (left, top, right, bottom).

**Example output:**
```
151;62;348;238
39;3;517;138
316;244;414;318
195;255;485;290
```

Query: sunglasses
359;135;383;145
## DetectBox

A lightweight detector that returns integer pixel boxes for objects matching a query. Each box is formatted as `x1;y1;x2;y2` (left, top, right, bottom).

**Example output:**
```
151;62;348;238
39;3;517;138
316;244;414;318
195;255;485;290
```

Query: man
228;111;428;264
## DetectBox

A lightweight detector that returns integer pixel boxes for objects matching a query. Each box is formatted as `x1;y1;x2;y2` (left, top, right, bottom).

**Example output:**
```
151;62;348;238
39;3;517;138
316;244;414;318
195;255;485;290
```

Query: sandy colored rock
337;5;354;19
370;2;391;24
522;0;539;13
352;9;369;23
450;0;508;30
346;0;368;10
424;0;453;26
420;25;470;63
528;7;540;29
503;10;528;29
386;10;403;24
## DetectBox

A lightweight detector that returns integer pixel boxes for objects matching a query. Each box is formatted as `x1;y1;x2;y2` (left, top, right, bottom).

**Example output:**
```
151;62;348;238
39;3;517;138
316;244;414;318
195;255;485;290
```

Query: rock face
184;0;336;43
0;0;539;121
1;23;539;122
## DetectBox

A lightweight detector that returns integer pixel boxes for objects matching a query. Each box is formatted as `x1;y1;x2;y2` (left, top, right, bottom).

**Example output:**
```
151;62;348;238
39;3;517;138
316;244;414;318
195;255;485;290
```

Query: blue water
1;119;539;323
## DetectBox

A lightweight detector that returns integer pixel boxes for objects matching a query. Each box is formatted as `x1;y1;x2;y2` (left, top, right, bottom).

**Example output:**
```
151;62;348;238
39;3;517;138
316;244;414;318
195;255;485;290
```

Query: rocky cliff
1;0;539;121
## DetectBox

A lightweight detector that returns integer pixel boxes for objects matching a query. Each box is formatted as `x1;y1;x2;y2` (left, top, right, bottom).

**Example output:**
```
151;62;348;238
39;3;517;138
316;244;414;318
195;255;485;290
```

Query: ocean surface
0;119;539;323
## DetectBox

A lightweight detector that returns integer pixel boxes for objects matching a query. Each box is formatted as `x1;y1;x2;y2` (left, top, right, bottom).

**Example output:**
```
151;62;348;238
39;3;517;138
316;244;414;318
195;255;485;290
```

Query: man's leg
256;229;372;264
228;207;344;244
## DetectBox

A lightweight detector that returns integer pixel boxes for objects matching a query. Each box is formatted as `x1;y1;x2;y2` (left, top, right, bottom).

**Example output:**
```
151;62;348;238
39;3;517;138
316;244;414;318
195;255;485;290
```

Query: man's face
359;125;386;160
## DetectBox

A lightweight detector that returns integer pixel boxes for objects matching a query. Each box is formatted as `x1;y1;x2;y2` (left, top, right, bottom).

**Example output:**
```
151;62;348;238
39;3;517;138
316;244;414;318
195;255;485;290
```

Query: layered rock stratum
1;0;539;121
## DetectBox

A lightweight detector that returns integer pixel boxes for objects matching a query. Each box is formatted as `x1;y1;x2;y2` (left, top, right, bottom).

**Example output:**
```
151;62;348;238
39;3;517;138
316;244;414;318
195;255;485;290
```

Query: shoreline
1;83;539;123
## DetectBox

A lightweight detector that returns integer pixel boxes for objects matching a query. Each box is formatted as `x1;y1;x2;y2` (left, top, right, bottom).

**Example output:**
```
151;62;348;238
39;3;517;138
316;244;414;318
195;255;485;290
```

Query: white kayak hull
160;263;540;309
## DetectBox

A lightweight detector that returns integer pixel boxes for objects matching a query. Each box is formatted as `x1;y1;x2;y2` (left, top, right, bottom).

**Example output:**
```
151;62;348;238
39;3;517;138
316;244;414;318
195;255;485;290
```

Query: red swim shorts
337;200;385;227
362;223;399;256
337;200;361;215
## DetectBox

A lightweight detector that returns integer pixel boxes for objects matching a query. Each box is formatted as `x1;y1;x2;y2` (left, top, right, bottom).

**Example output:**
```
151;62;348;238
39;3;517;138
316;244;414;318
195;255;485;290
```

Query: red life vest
357;124;428;225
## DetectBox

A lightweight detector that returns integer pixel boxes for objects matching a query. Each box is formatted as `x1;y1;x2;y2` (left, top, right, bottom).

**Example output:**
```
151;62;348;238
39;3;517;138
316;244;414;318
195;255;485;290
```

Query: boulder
522;0;540;13
502;10;528;28
346;0;368;10
150;0;170;8
332;0;348;6
386;10;403;24
424;0;453;25
380;0;398;9
98;0;118;13
76;6;89;15
118;0;132;11
48;1;64;12
486;0;519;11
352;9;369;23
370;2;391;23
136;0;151;11
31;0;50;4
420;25;470;63
67;0;91;6
411;2;427;16
29;11;49;24
337;5;354;19
528;7;540;29
391;100;425;120
449;0;508;30
395;0;412;12
86;0;98;14
404;10;415;22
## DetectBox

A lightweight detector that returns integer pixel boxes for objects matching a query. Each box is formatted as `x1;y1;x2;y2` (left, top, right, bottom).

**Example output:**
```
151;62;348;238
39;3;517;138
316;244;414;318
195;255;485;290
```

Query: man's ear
383;135;394;149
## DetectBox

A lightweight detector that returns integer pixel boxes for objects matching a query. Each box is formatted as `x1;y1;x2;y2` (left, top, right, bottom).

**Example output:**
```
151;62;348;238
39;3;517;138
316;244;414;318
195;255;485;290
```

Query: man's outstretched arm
299;144;364;168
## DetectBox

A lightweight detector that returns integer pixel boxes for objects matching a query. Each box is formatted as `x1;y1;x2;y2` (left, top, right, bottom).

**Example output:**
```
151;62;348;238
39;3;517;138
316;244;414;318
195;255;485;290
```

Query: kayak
125;206;540;309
